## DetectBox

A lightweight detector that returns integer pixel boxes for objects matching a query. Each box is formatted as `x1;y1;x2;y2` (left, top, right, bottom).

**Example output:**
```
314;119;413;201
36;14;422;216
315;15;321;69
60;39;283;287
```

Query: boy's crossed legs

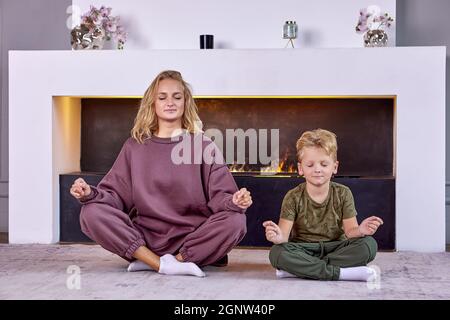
269;236;378;281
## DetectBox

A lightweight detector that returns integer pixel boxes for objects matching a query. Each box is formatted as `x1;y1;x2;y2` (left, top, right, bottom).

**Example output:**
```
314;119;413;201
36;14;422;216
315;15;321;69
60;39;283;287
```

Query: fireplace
60;96;395;249
9;48;446;251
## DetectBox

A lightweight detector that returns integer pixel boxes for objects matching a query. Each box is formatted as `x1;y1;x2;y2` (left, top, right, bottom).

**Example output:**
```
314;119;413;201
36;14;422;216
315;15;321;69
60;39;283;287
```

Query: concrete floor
1;244;449;300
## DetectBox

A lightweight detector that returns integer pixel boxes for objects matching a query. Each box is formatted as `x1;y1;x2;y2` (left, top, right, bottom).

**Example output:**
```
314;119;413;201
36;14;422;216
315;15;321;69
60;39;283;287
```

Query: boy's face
298;146;338;187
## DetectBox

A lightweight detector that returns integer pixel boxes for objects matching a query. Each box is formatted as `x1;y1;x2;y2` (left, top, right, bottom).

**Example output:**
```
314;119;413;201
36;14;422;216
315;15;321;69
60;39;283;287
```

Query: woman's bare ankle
175;253;184;262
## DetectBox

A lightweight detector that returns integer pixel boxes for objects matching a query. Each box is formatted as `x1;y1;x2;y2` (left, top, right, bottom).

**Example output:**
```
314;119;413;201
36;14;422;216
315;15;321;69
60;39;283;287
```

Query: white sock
338;266;375;281
158;254;206;277
127;260;153;272
276;269;298;278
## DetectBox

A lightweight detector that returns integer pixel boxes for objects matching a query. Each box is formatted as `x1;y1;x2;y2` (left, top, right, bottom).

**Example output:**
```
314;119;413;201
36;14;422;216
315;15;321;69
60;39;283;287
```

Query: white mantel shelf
9;48;446;251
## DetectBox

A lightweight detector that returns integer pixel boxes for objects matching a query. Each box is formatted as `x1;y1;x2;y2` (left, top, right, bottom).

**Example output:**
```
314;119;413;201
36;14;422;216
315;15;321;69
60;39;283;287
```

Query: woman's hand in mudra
70;178;92;199
232;188;252;209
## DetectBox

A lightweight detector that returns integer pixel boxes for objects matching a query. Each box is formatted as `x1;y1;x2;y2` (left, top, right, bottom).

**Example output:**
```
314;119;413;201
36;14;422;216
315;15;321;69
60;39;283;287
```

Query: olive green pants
269;236;378;280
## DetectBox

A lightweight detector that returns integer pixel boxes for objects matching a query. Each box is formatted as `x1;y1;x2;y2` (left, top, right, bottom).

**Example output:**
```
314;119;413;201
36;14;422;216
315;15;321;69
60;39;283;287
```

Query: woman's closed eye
159;95;182;100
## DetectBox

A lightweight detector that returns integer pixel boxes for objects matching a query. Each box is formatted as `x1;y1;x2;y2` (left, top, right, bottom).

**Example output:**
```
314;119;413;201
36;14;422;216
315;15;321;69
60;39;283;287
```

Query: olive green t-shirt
280;182;357;242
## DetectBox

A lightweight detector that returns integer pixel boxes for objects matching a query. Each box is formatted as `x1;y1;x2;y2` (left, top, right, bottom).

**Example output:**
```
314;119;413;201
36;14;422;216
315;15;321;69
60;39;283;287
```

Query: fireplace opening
60;96;395;250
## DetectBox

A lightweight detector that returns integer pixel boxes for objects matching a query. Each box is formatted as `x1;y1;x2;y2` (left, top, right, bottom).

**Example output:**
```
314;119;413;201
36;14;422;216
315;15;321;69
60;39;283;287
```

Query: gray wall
0;0;4;231
0;1;449;244
397;0;450;244
0;0;71;232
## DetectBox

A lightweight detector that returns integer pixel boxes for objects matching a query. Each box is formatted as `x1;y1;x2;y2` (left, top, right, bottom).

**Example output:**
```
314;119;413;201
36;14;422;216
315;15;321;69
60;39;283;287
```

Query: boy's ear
333;160;339;174
297;162;304;176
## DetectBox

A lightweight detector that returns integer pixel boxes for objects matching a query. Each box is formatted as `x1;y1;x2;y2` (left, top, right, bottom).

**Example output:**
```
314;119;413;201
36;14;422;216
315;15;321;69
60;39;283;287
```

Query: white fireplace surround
9;48;446;251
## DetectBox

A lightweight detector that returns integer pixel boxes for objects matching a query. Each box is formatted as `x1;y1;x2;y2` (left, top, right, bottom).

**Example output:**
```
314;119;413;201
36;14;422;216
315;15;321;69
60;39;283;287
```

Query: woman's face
154;78;185;124
297;146;338;187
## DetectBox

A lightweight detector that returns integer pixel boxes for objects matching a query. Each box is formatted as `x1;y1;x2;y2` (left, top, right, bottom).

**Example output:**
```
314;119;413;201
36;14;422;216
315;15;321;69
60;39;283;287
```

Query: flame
261;149;297;173
229;163;247;172
288;163;296;172
259;160;296;174
228;150;297;174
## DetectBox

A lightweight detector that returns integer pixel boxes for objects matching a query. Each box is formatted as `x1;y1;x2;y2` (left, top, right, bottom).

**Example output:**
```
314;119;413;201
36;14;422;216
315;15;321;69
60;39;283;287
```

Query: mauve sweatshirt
80;133;244;253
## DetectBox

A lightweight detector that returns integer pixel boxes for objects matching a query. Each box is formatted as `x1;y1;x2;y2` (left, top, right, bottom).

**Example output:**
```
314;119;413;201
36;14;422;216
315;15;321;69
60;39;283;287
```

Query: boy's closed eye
306;163;329;167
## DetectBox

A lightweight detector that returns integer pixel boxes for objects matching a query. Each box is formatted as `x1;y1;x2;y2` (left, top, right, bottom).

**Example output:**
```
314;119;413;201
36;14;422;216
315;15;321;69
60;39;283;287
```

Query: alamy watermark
66;265;81;290
66;5;81;30
366;265;381;290
170;127;281;173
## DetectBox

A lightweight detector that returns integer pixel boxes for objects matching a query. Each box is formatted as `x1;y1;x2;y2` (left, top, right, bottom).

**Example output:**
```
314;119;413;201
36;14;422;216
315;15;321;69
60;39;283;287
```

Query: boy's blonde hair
296;128;338;161
131;70;203;144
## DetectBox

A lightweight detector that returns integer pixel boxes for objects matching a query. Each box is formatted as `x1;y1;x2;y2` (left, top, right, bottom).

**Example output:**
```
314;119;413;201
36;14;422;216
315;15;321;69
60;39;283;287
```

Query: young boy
263;129;383;281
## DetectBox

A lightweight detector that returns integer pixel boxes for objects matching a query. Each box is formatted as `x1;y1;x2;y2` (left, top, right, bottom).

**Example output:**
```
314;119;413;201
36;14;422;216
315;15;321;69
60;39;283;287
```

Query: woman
70;70;252;277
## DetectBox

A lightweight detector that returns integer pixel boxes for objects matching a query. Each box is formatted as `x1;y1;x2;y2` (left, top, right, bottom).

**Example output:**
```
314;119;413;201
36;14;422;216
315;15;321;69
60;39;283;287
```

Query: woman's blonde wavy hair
131;70;203;143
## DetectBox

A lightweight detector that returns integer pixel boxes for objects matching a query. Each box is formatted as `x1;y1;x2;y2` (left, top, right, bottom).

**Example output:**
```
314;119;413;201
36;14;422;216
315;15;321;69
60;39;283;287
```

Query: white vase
363;29;388;47
71;24;106;50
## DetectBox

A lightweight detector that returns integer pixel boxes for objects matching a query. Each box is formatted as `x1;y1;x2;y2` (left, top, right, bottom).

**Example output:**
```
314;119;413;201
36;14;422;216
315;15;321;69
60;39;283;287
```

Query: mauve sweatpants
79;203;247;266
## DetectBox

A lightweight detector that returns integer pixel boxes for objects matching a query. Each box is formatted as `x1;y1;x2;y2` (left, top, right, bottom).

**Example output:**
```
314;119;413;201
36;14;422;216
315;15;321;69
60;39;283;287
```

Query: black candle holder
200;34;214;49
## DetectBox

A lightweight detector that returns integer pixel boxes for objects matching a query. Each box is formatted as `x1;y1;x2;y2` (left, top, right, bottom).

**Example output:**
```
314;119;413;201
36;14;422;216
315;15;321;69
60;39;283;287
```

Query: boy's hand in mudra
232;188;252;209
263;220;284;244
70;178;92;199
359;216;384;236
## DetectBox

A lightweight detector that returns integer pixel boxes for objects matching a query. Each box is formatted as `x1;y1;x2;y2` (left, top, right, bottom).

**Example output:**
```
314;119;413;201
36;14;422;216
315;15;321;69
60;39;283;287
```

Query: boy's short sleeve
342;187;357;219
280;191;298;221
